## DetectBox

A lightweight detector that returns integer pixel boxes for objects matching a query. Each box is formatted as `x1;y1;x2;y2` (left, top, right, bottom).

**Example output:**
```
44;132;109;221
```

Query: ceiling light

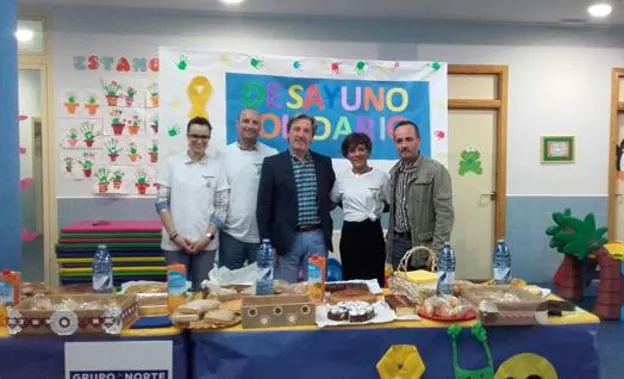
587;2;613;18
15;28;34;42
220;0;244;4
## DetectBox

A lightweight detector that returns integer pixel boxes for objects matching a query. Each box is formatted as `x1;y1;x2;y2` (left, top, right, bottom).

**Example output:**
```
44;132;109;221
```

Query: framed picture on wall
541;135;575;163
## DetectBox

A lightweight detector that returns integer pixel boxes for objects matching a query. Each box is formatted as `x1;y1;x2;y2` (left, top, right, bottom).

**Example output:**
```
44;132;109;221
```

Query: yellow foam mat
59;266;166;274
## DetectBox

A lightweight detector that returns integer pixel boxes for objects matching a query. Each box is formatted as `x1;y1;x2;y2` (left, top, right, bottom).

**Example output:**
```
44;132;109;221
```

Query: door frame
607;68;624;241
448;64;508;242
18;14;57;285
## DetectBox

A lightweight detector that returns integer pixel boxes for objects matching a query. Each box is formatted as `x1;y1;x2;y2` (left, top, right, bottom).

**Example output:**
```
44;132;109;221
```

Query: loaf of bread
171;312;200;323
202;308;236;324
177;299;221;314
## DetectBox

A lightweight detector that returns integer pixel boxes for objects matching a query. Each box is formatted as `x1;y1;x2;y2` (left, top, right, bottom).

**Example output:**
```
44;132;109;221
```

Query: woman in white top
155;117;230;290
330;133;390;286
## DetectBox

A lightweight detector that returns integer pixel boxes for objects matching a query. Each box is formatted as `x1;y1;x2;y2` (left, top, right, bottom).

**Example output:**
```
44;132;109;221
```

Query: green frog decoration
459;148;483;176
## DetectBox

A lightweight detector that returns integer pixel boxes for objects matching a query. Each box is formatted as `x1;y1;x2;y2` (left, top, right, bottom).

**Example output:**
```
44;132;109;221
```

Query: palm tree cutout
546;208;621;319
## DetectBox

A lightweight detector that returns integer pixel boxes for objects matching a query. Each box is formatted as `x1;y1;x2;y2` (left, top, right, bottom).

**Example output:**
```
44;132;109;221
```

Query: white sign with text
64;341;173;379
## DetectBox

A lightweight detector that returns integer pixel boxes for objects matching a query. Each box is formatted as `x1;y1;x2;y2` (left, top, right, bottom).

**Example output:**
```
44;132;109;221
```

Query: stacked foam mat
55;220;166;286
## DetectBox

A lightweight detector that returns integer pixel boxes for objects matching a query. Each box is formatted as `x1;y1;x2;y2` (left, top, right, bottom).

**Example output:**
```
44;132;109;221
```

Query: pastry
422;295;474;318
329;289;377;304
177;299;221;314
125;282;167;294
326;301;375;322
202;308;236;324
171;312;200;323
385;294;416;317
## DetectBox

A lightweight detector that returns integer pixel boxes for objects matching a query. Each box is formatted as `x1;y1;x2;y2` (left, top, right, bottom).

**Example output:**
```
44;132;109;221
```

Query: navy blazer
256;150;336;256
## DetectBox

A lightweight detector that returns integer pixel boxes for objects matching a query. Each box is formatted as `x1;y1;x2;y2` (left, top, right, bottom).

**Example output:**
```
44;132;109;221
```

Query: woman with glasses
330;132;390;287
155;117;230;290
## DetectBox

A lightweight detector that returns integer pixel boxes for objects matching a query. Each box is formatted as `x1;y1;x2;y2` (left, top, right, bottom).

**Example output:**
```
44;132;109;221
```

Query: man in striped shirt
257;114;336;282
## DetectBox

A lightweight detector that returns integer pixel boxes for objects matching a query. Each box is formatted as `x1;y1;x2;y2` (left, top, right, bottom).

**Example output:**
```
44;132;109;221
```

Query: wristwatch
205;232;215;241
169;232;179;241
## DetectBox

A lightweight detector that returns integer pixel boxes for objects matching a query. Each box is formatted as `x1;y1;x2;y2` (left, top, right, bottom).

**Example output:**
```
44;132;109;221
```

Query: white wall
418;44;624;196
49;7;624;198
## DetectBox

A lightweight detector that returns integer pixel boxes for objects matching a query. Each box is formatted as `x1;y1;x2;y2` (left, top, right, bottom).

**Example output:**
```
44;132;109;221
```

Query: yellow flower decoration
376;344;425;379
495;353;558;379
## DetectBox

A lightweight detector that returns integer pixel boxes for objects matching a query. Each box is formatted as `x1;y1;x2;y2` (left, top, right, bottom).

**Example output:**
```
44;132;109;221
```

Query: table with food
0;254;600;379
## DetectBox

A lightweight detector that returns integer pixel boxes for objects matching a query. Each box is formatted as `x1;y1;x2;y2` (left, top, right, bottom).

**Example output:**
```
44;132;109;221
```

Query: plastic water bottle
92;244;113;293
256;239;274;295
436;242;456;296
493;239;512;285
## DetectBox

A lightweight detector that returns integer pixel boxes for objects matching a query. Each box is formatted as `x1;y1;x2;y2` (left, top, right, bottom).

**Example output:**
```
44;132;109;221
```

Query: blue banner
226;73;431;159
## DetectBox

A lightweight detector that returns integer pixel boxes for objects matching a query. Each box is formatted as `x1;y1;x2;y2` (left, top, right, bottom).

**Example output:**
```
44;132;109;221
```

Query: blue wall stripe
0;0;20;270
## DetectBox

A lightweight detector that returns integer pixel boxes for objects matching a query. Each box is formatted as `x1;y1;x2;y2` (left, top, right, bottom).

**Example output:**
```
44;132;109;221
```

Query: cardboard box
241;295;315;329
7;294;139;336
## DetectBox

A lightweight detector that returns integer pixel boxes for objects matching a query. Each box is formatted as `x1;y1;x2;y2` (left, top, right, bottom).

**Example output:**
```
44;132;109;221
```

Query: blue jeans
164;249;216;291
218;230;260;270
275;229;327;283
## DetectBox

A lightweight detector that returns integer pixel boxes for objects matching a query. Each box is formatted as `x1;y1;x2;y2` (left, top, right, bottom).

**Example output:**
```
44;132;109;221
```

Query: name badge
201;174;215;188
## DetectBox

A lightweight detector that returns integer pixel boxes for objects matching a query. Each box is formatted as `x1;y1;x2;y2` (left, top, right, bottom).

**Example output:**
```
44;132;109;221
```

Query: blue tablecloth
191;324;599;379
0;333;188;379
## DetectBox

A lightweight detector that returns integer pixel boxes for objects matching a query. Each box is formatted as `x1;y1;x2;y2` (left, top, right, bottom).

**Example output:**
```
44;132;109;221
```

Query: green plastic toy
448;322;494;379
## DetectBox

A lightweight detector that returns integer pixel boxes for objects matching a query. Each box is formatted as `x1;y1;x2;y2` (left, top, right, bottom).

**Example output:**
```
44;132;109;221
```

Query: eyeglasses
188;134;210;141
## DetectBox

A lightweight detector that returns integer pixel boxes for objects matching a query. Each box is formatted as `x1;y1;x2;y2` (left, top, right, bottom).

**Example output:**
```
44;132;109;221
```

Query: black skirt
339;219;386;287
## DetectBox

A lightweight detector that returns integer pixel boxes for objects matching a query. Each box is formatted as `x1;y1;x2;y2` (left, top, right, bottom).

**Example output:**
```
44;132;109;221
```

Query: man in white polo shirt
219;108;278;269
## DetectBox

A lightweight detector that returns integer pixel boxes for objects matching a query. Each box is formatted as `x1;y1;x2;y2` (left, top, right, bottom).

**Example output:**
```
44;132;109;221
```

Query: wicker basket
389;246;438;304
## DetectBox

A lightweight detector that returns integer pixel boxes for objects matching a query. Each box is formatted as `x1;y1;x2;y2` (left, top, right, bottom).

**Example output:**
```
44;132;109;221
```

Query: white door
448;74;499;280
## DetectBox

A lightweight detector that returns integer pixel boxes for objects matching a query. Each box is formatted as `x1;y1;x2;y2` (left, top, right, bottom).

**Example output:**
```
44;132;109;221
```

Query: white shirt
222;141;278;243
156;152;230;251
330;167;390;222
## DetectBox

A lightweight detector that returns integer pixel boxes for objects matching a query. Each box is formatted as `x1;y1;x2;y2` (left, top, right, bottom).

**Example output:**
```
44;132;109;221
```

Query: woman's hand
172;234;192;252
189;235;212;254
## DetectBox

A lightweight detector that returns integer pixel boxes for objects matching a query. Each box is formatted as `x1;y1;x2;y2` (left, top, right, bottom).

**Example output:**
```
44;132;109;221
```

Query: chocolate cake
326;301;375;323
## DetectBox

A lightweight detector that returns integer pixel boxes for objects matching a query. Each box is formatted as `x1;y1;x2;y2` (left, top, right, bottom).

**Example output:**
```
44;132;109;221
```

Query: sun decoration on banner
494;353;558;379
376;344;426;379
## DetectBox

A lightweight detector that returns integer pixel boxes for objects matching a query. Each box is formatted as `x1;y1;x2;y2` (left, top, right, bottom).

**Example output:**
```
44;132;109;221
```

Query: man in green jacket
386;120;454;270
